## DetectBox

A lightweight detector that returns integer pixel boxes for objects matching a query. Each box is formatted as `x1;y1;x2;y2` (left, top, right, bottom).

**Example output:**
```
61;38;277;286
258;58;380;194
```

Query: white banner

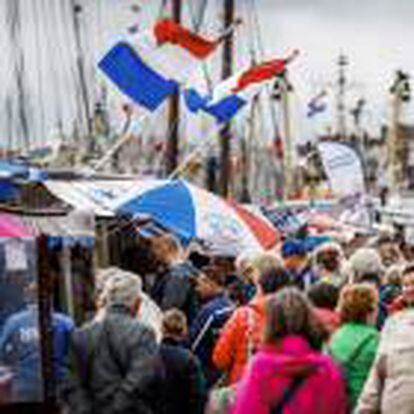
317;142;365;198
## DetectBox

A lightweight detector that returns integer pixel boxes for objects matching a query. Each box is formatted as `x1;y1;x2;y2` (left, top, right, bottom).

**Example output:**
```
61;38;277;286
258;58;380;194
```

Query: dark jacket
61;305;157;414
151;337;206;414
189;293;234;386
290;265;317;291
150;261;199;323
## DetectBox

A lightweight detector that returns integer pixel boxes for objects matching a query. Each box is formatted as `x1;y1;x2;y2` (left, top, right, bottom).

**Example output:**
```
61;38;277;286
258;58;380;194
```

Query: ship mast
70;2;93;150
336;53;348;141
387;70;411;193
165;0;182;175
218;0;235;197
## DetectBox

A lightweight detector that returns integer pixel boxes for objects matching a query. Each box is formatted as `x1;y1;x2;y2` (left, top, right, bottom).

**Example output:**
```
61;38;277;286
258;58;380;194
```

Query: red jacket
213;295;267;384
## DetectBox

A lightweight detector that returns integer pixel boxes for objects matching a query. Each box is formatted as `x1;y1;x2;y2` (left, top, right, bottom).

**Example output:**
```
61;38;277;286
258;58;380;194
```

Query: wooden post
218;0;235;197
37;235;56;407
61;243;75;318
165;0;182;175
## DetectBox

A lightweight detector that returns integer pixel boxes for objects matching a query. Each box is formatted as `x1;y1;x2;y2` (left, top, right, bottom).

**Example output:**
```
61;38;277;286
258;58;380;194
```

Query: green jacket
329;323;379;410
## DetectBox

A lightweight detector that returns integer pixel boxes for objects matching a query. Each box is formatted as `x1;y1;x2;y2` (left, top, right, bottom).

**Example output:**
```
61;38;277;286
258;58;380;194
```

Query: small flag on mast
307;90;327;118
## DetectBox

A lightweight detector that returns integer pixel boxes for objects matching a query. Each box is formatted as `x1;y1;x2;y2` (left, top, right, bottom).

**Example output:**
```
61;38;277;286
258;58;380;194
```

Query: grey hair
103;269;143;309
95;267;120;296
236;249;281;275
348;248;384;282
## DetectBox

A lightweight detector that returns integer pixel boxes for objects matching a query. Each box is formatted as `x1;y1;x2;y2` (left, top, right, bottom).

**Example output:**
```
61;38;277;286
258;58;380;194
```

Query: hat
281;239;307;258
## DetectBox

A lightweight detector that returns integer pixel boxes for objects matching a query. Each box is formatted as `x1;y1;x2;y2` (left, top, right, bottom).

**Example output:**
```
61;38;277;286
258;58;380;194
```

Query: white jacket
356;309;414;414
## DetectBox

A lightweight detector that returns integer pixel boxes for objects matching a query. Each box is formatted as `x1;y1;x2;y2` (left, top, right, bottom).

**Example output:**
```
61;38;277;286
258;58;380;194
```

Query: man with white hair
61;271;157;414
94;267;163;342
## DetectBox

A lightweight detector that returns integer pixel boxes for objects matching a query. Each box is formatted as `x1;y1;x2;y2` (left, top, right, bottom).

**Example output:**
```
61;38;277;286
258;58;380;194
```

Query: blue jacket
189;294;234;386
0;305;74;402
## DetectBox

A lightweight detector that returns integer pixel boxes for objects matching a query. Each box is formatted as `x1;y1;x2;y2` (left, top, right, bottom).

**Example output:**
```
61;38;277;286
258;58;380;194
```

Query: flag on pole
307;90;327;118
184;50;299;123
98;19;219;111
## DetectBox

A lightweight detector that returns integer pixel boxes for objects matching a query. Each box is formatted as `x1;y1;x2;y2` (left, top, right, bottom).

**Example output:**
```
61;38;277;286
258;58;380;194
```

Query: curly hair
338;283;378;324
264;287;326;350
162;308;188;339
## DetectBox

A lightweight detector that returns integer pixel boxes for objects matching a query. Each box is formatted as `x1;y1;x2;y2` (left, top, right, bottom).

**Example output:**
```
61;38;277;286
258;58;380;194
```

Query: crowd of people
3;228;414;413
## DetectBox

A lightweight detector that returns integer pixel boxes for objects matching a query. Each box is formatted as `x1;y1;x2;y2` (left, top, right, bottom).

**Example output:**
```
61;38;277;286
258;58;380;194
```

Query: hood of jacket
257;335;328;379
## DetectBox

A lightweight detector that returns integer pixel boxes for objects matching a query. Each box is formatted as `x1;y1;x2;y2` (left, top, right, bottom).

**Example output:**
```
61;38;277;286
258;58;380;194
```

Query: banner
317;142;365;198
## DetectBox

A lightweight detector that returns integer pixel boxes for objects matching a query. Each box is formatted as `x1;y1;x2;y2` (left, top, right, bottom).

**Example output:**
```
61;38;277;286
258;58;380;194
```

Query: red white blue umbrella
113;179;279;255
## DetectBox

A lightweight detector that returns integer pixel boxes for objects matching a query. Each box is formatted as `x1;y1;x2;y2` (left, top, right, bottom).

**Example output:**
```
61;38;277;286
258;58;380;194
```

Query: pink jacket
232;335;347;414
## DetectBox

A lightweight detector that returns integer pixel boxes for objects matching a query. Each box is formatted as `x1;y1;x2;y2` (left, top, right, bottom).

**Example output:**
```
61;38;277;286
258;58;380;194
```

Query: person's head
235;250;281;285
95;267;119;308
196;265;227;301
104;270;143;315
162;308;188;340
225;274;250;306
378;235;403;268
384;264;403;287
258;265;291;295
151;234;184;266
308;282;340;311
264;287;326;350
401;263;414;305
281;239;308;271
338;283;378;325
313;242;343;275
348;248;383;285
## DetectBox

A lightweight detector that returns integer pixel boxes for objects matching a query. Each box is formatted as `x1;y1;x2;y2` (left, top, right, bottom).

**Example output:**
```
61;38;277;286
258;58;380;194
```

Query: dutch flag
98;19;219;112
184;50;299;123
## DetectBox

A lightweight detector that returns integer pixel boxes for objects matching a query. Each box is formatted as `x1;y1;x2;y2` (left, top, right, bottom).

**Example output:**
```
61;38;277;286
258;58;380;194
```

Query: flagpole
218;0;235;197
165;0;182;175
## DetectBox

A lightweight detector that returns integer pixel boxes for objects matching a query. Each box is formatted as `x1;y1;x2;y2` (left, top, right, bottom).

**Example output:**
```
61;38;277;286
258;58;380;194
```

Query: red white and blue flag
98;19;218;111
185;50;299;123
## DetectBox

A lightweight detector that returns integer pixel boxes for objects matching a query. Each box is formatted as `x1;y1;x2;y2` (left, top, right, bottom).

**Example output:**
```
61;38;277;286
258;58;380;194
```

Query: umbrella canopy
0;213;33;238
115;179;279;255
